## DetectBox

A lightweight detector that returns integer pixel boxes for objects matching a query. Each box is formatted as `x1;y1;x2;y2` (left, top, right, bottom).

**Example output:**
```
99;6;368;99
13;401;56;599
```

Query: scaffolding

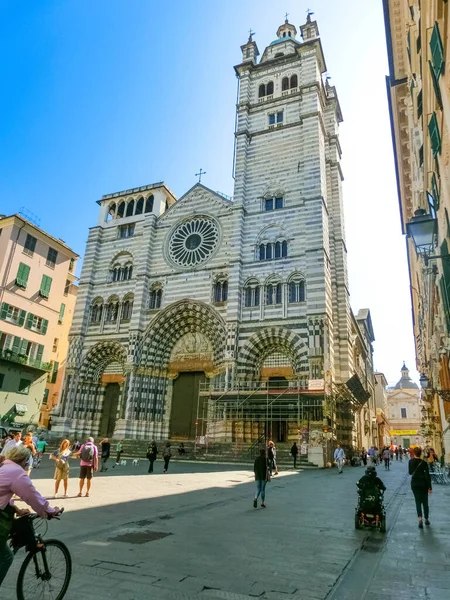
197;378;331;446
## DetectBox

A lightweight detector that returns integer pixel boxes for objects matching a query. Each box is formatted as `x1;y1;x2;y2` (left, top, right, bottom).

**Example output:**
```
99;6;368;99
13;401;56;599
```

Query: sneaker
418;520;424;529
261;503;266;508
425;519;430;525
253;499;257;508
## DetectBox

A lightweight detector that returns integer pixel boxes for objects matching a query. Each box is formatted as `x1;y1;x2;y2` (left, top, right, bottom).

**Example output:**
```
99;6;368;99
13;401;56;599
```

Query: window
39;275;52;299
121;298;133;321
50;361;59;384
266;81;274;95
428;112;441;157
149;288;162;310
269;113;275;126
18;378;31;394
125;200;135;217
42;388;49;406
25;313;48;334
145;195;154;213
288;278;306;303
429;59;443;109
430;22;445;80
117;202;125;218
118;224;135;239
266;283;282;305
0;303;26;326
268;112;283;126
244;282;260;307
23;234;37;257
69;258;75;273
417;90;423;119
58;303;66;324
264;196;283;211
440;239;450;333
213;280;228;303
282;77;289;91
105;302;118;322
431;173;440;210
419;144;424;167
46;247;58;268
290;74;298;88
63;280;70;296
90;301;103;324
52;338;59;352
0;374;4;389
401;408;407;419
16;262;30;289
258;84;266;98
135;197;144;215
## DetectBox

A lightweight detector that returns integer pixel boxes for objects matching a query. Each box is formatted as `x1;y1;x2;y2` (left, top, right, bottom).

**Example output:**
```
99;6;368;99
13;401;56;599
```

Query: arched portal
237;327;308;379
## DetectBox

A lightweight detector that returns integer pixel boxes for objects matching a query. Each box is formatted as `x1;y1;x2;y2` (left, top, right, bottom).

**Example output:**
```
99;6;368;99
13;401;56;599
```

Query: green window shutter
12;336;21;354
25;313;34;330
36;344;44;363
16;262;30;288
18;310;26;327
51;361;59;384
41;319;48;335
430;22;445;80
59;303;66;323
417;90;423;119
19;339;28;356
40;275;52;298
432;173;440;210
428;112;442;157
0;303;9;320
440;240;450;333
429;60;443;109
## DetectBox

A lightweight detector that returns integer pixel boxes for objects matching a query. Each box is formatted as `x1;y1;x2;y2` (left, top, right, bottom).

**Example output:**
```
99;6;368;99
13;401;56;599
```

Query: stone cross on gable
195;168;206;183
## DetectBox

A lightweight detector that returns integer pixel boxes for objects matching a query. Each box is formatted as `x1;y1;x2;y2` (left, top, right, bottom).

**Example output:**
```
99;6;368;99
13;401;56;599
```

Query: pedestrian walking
99;438;110;472
334;444;345;474
409;446;432;528
23;433;37;476
361;448;367;466
1;431;22;457
290;442;299;469
382;447;390;470
398;446;403;461
147;440;158;473
36;438;48;464
50;439;71;497
113;440;123;467
253;448;269;508
163;442;172;473
74;436;98;497
395;447;399;460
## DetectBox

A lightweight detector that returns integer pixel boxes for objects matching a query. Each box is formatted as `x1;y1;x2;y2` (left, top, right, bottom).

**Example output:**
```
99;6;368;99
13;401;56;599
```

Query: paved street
3;458;450;599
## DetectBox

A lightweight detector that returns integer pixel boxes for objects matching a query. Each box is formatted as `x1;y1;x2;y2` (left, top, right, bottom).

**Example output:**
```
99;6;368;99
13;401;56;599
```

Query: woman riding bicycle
0;445;61;586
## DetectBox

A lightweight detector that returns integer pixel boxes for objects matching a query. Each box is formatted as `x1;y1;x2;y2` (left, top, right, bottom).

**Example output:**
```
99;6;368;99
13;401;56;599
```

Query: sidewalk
2;461;450;599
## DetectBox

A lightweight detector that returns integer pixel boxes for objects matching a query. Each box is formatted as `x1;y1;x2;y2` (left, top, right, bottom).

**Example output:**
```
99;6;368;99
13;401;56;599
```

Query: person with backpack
147;441;158;473
74;437;98;497
163;442;172;473
409;446;432;528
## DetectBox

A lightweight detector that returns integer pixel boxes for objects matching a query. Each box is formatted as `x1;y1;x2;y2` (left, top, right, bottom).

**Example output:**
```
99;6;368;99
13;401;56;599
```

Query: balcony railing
0;349;52;372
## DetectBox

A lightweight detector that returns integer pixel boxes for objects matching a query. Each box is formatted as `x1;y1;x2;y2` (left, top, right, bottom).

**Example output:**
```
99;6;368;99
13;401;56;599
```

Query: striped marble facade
54;17;354;441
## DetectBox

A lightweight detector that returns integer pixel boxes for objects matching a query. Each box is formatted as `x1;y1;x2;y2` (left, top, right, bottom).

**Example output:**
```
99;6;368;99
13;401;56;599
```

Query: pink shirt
79;443;98;467
0;460;55;518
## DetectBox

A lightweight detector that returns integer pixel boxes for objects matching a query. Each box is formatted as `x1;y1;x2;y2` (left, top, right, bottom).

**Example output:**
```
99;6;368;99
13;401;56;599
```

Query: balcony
0;349;52;373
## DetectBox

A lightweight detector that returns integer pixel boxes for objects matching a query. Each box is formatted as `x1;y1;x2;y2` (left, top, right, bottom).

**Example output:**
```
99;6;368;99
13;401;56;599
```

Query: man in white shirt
0;432;22;456
334;444;345;474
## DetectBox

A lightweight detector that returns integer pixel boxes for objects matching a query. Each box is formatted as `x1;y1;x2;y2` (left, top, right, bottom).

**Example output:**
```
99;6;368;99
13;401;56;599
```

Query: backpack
81;444;94;462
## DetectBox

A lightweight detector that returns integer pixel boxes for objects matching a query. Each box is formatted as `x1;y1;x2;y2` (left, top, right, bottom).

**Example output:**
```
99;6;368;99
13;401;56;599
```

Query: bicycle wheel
17;539;72;600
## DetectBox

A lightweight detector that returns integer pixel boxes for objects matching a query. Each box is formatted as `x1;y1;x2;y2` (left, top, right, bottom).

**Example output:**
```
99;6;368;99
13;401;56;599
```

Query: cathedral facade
54;17;369;453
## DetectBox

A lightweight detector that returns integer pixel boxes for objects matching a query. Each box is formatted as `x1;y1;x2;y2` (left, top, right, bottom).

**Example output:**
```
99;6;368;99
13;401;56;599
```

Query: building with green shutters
0;214;78;428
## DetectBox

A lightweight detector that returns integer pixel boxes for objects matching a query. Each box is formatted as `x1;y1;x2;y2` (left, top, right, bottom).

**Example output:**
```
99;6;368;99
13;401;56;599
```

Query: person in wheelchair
357;466;386;513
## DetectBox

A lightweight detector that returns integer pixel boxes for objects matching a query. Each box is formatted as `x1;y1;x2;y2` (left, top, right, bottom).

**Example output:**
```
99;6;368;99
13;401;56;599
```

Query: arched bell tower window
244;279;260;307
259;84;266;98
145;195;154;213
121;294;134;321
290;74;298;88
135;197;144;215
106;203;116;222
89;298;104;324
266;282;282;306
288;276;306;303
282;77;289;91
117;202;125;218
125;200;134;217
266;81;274;95
149;285;162;310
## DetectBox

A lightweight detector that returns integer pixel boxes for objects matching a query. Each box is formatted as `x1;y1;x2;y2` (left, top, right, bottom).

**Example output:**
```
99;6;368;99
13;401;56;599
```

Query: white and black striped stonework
56;21;354;440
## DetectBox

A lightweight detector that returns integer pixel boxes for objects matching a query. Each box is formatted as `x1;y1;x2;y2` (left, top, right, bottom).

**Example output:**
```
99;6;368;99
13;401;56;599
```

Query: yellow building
0;214;78;428
384;0;450;456
387;364;423;449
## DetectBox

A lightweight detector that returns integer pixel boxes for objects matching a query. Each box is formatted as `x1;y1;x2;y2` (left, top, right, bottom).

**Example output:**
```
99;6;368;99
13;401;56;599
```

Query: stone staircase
117;439;319;469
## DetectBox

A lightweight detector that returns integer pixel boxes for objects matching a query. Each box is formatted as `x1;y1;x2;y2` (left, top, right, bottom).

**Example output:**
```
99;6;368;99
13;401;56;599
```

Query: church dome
394;363;419;389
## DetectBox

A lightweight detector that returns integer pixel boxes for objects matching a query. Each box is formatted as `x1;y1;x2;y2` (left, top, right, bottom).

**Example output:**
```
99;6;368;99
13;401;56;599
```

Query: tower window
288;278;305;303
268;111;283;126
121;297;134;321
258;240;288;261
135;197;144;215
117;202;125;218
125;200;135;217
259;84;266;98
145;195;154;213
290;74;298;88
282;77;289;91
118;224;135;238
266;81;274;95
244;282;260;307
149;286;162;309
264;196;283;211
266;283;282;306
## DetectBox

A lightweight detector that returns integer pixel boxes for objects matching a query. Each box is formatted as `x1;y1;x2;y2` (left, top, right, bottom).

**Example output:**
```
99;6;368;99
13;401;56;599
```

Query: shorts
79;465;93;480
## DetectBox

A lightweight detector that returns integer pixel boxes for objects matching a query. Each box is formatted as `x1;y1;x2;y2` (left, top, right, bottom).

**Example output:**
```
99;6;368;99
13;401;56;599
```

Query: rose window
168;217;219;267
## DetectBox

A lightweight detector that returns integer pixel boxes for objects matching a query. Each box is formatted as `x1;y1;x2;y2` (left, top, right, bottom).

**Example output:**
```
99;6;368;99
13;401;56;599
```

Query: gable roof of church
158;183;233;222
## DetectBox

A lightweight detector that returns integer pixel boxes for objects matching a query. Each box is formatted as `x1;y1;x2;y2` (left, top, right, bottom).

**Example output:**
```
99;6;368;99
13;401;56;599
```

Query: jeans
163;457;170;472
148;459;155;473
0;540;14;586
412;488;429;519
384;458;390;470
100;456;109;471
255;479;266;502
336;459;343;473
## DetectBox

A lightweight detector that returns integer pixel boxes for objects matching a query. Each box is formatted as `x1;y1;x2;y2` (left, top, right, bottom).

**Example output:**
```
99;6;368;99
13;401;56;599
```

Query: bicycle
9;508;72;600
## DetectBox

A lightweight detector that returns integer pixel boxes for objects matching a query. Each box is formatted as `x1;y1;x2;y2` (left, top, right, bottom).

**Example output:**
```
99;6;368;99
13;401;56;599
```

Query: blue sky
0;1;415;385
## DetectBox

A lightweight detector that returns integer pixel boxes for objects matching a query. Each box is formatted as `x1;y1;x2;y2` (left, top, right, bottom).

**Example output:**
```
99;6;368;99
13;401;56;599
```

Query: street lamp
406;209;450;265
419;373;430;389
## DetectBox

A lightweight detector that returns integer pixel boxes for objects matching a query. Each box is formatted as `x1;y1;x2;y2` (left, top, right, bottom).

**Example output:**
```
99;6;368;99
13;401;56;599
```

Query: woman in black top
408;446;432;528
